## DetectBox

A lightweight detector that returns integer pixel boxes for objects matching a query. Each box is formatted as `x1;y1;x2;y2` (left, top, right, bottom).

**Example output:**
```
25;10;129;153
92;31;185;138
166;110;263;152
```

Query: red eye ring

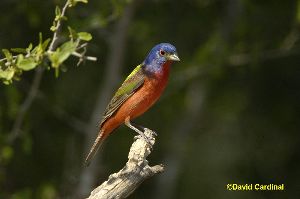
160;50;166;56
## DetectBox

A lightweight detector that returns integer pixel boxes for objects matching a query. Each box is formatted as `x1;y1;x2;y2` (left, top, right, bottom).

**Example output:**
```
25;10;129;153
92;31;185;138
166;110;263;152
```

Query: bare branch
72;51;97;61
86;129;164;199
8;67;44;142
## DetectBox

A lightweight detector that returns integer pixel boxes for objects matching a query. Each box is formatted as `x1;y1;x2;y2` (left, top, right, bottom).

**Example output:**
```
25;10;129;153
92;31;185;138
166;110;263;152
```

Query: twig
0;55;17;63
72;51;97;61
8;0;71;142
8;67;44;142
76;43;88;50
48;0;70;52
86;129;164;199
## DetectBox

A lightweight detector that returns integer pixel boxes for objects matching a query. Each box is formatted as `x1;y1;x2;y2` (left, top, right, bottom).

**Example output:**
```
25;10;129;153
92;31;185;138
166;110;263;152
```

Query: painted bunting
85;43;180;166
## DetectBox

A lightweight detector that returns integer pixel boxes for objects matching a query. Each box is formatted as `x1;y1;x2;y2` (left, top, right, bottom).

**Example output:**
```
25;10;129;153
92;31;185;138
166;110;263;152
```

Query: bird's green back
99;64;145;127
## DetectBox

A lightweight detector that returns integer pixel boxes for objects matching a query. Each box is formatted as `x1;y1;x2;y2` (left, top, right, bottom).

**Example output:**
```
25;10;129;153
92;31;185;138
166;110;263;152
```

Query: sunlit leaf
42;38;51;51
26;43;33;54
77;32;92;41
69;0;88;7
0;67;15;81
57;41;77;63
11;48;27;54
2;49;13;61
17;56;38;71
49;41;77;68
68;26;77;40
55;6;61;21
50;25;57;32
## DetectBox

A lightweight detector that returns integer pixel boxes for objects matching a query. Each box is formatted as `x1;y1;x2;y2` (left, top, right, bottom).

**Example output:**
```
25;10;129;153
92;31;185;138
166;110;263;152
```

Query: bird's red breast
101;61;171;138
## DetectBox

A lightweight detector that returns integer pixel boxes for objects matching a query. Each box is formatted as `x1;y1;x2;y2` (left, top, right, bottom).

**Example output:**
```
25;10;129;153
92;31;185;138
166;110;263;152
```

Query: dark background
0;0;300;198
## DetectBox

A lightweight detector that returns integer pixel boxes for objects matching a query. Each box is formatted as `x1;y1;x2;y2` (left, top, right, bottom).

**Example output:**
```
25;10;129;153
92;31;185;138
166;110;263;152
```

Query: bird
85;43;180;166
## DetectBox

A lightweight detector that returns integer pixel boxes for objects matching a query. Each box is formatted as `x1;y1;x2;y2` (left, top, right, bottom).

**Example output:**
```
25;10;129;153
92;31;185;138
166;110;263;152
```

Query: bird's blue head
143;43;180;73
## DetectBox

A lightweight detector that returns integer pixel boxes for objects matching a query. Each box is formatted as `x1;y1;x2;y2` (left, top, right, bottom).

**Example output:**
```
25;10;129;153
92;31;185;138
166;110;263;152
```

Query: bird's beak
168;53;180;61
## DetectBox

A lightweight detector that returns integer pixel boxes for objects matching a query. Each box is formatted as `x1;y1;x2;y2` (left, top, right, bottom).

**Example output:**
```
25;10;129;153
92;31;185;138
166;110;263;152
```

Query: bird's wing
99;64;145;127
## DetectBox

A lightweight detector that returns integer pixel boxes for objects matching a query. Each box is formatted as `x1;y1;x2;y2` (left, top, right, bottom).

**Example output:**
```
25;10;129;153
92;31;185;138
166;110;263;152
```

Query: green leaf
69;0;88;7
42;39;51;51
16;56;38;71
26;43;33;54
11;48;27;54
3;80;10;85
2;49;13;61
33;33;49;59
50;20;57;32
39;32;43;45
58;41;77;62
53;5;67;25
50;24;57;32
35;33;45;57
0;67;15;81
68;26;77;40
57;41;77;63
49;41;77;68
55;6;61;21
77;0;88;3
77;32;92;41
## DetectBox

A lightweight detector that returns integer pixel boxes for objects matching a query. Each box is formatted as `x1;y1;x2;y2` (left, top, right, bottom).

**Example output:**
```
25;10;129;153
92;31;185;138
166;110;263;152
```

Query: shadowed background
0;0;300;198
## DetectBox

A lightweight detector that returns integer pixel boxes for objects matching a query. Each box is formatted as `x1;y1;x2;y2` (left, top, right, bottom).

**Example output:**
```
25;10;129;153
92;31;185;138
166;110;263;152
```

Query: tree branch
48;0;70;52
86;129;164;199
8;67;44;142
8;0;71;142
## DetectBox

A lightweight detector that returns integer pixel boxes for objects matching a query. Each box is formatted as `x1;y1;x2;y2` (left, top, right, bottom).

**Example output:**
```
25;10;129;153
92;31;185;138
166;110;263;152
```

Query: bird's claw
127;120;155;149
144;128;157;136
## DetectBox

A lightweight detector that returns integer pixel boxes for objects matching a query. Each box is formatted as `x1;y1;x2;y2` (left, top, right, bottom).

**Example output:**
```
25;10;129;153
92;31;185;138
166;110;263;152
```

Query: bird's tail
84;129;106;167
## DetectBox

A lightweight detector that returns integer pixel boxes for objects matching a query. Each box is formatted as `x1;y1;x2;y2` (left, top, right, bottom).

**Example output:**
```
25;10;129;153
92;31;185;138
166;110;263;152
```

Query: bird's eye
159;50;166;56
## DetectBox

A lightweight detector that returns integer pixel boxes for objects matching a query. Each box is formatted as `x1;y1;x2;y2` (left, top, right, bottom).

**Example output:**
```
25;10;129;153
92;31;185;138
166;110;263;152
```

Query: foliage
0;0;94;84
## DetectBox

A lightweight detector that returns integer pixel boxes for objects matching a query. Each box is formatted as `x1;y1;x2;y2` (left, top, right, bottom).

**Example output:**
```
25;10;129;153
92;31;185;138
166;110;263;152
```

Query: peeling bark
86;129;164;199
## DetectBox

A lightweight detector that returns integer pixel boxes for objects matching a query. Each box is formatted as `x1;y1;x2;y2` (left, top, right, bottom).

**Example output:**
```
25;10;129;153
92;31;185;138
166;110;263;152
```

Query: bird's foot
125;118;156;148
132;122;158;137
144;128;157;137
